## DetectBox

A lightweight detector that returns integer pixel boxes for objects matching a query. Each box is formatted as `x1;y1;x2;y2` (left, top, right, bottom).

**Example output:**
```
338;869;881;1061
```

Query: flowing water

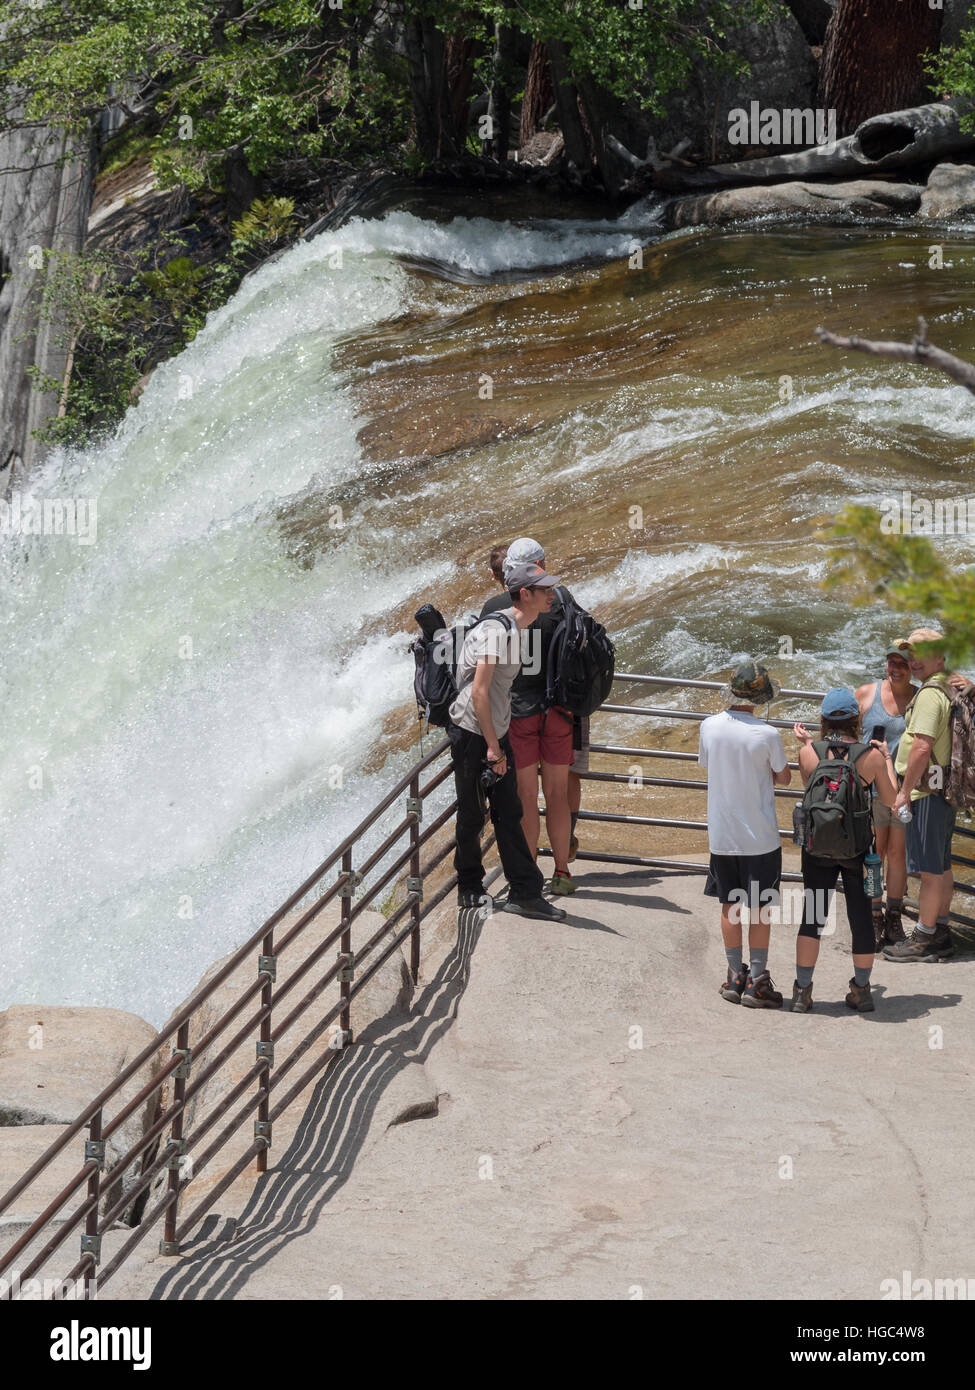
3;202;975;1024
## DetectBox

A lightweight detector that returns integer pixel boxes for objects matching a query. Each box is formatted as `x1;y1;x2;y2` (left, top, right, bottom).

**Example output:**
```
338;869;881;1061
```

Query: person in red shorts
481;538;578;895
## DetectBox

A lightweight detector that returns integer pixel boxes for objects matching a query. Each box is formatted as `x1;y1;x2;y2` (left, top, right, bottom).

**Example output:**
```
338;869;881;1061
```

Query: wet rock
917;162;975;221
665;179;921;229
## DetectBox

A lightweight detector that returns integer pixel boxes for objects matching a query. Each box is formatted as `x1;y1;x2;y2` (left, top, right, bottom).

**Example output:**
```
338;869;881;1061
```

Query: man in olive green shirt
886;629;955;961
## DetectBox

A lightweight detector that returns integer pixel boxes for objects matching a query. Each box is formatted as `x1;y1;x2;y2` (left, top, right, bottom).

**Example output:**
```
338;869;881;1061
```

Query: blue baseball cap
821;687;859;718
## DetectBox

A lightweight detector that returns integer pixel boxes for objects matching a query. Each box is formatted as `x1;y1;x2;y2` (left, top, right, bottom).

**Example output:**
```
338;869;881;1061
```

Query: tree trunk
546;39;590;174
224;150;259;224
485;23;517;163
782;0;834;47
520;40;555;147
445;35;477;145
404;14;462;161
819;0;944;136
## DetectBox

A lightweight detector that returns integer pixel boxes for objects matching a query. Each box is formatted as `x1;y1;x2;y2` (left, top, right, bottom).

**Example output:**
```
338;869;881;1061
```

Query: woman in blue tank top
855;647;915;950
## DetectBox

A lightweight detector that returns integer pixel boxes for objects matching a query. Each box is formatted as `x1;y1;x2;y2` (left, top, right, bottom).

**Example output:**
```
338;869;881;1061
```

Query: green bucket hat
720;661;781;708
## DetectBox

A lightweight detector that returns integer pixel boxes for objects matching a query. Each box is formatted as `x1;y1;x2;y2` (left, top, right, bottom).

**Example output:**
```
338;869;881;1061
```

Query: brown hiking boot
872;907;886;953
790;981;814;1013
845;977;875;1012
719;965;748;1004
883;904;906;946
883;924;954;963
741;970;783;1009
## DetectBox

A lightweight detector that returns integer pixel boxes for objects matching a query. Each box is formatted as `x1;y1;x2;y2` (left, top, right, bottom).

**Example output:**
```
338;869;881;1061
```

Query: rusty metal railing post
160;1022;190;1256
407;774;423;983
255;926;276;1173
81;1107;104;1299
338;851;355;1046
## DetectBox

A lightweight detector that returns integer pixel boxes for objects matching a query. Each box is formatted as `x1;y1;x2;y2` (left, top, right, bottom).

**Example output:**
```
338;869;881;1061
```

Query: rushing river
3;202;975;1023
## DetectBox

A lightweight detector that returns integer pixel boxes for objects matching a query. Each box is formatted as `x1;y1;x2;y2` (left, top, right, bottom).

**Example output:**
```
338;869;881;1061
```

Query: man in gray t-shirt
446;562;568;922
448;611;521;737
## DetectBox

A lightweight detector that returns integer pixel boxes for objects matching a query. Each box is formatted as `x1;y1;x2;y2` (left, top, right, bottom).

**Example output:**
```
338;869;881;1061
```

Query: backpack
800;740;874;860
543;588;615;717
913;678;975;810
410;604;515;729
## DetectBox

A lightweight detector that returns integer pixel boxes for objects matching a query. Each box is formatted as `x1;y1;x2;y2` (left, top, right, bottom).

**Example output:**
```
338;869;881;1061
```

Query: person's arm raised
864;746;897;807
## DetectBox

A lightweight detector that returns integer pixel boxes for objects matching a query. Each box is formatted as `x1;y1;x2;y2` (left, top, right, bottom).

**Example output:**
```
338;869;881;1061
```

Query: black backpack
544;587;615;717
410;604;515;729
799;740;874;860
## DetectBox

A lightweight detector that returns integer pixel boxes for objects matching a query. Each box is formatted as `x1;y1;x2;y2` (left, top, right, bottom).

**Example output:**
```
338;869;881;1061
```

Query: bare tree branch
816;317;975;397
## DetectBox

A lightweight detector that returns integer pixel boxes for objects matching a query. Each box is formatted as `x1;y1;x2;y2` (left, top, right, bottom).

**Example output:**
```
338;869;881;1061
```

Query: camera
480;764;502;792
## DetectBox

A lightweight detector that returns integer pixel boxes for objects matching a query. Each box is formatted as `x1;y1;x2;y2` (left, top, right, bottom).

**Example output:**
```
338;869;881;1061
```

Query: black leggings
798;850;875;955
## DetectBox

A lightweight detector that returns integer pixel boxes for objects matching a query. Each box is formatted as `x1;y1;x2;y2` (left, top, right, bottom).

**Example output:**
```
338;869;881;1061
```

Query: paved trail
107;866;975;1301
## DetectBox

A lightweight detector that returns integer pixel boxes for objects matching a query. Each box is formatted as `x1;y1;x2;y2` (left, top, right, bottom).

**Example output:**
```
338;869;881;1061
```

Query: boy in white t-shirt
698;662;791;1008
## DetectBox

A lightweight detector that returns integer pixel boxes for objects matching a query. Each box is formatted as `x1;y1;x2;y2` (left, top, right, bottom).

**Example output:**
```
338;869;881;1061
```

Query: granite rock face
0;1004;162;1228
634;9;818;166
0;122;94;483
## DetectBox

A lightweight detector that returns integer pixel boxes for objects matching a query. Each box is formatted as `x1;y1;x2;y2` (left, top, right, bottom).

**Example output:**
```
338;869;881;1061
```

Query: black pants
798;850;875;954
447;724;544;901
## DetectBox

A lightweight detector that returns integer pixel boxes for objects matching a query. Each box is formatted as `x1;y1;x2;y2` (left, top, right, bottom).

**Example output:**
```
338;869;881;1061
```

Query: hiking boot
872;907;886;953
719;965;748;1004
883;925;954;963
791;981;814;1013
502;896;568;922
548;870;576;896
883;904;907;946
567;834;579;863
845;977;875;1012
740;970;783;1009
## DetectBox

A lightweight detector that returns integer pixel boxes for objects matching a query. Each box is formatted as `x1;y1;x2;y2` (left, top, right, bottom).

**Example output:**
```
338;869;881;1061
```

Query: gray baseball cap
505;537;545;569
505;560;560;592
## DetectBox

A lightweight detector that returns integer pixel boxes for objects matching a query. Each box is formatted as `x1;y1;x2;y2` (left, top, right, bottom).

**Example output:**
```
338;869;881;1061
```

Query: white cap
504;537;545;578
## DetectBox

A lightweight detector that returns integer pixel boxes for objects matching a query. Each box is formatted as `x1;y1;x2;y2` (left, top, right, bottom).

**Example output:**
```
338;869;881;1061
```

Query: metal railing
0;740;464;1300
1;671;972;1299
560;674;975;927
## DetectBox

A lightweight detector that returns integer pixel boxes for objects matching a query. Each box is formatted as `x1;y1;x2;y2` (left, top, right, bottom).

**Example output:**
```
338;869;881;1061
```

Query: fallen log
655;102;975;191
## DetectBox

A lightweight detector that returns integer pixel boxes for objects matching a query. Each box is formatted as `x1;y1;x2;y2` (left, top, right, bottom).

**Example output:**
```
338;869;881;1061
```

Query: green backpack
800;740;874;860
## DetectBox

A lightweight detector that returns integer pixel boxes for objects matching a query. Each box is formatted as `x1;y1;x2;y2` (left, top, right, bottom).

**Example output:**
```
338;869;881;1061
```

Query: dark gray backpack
799;740;873;860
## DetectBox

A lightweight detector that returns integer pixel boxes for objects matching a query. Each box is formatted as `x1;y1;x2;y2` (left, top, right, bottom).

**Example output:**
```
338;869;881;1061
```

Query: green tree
824;504;975;671
818;319;975;670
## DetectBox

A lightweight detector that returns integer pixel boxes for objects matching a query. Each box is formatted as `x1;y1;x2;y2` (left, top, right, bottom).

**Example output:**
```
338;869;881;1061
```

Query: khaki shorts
872;799;901;831
571;714;590;773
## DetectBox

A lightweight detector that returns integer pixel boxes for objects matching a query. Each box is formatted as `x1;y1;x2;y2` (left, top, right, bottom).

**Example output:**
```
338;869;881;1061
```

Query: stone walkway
105;865;975;1301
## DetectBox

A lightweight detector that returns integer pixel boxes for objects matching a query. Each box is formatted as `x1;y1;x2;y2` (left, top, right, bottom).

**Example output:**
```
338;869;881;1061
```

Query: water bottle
792;801;807;848
897;803;913;824
863;850;883;898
